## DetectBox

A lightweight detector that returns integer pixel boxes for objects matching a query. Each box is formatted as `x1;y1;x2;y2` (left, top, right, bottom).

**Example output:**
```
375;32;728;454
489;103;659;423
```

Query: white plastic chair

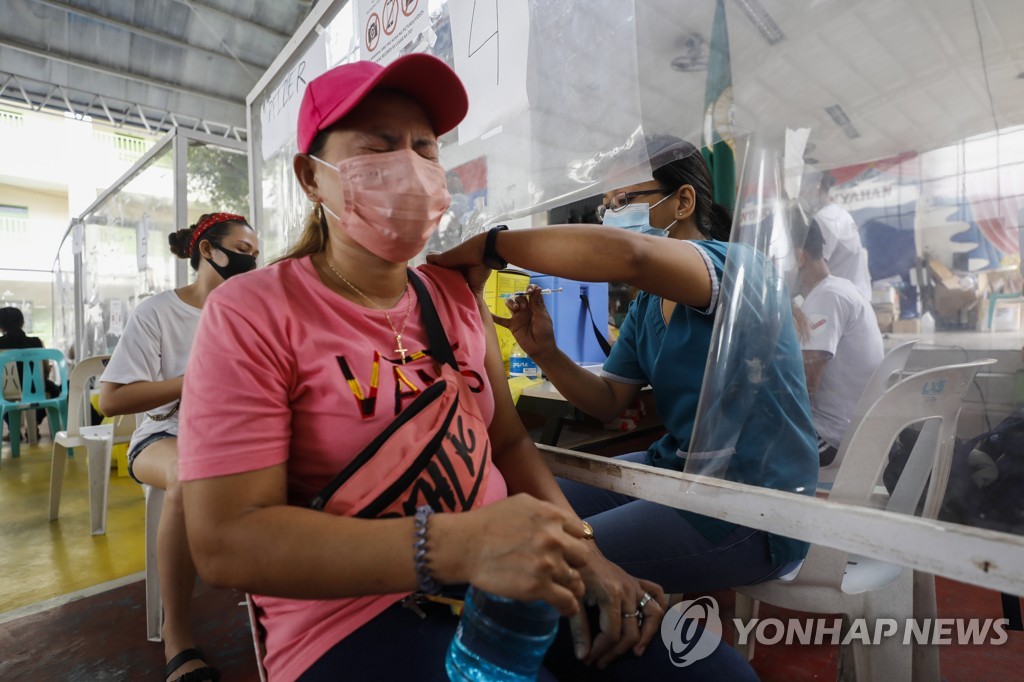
145;484;165;642
48;355;134;535
818;339;917;488
734;358;995;682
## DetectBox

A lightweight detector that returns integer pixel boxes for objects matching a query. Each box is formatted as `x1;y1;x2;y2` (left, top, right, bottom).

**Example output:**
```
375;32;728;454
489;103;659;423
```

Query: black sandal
164;648;221;682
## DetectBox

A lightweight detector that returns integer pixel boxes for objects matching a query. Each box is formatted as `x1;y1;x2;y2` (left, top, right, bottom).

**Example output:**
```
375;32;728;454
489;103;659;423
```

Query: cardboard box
871;283;899;307
873;303;897;333
928;259;980;318
893;318;921;334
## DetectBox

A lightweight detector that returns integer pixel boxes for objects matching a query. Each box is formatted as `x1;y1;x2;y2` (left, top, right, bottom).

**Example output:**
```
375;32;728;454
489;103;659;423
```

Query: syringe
502;287;564;299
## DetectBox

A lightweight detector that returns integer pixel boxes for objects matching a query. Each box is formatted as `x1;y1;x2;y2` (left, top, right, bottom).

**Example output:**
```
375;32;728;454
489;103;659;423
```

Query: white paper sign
358;0;430;65
109;299;124;336
448;0;530;144
259;32;329;161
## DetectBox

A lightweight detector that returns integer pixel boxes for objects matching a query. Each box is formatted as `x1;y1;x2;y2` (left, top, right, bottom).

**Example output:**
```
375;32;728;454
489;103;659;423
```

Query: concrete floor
2;431;1021;680
0;434;146;614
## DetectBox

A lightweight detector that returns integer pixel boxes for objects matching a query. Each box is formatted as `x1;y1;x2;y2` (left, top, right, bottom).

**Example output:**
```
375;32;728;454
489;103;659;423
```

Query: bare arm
430;226;713;309
99;377;183;416
477;294;578;506
183;461;589;613
529;346;640;423
802;350;831;397
498;286;640;421
474;291;666;663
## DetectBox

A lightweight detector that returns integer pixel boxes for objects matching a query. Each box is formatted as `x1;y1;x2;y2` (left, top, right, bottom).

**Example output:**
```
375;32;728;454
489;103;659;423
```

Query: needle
502;288;563;299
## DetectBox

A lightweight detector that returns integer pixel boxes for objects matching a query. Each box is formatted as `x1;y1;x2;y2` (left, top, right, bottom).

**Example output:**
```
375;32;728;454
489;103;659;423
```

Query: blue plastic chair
0;348;68;461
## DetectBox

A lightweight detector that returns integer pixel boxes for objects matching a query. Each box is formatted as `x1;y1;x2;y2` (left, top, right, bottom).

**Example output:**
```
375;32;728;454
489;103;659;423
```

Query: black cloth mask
206;245;257;280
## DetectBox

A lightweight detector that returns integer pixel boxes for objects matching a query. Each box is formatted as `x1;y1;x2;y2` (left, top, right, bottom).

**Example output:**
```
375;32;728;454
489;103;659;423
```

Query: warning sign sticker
357;0;429;65
365;12;381;52
382;0;399;36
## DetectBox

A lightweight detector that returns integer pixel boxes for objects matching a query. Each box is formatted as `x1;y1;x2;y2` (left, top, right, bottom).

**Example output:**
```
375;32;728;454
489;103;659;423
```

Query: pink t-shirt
178;257;507;682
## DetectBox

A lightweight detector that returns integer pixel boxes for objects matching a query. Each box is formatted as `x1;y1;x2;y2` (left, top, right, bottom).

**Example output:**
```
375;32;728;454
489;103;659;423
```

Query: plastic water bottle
508;343;540;379
921;311;936;336
446;587;559;681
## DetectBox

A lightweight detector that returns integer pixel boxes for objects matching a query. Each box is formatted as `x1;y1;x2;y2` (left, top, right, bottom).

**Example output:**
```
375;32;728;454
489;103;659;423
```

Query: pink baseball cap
297;54;469;153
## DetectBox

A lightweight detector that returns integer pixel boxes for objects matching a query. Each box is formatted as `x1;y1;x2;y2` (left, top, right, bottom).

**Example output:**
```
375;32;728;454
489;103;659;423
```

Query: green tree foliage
187;144;249;216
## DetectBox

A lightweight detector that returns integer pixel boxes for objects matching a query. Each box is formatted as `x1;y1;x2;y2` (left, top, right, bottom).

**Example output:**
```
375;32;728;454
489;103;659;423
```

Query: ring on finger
622;609;641;619
638;592;653;610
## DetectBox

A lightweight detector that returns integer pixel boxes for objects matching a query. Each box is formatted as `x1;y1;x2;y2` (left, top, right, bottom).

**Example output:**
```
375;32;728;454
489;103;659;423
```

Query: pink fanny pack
310;270;492;518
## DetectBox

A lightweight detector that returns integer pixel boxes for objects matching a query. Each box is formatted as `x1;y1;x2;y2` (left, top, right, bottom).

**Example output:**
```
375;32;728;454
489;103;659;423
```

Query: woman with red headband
100;213;258;682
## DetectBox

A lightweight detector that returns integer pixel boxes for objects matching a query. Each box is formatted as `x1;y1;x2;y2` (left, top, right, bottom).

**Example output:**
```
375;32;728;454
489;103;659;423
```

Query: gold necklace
324;257;413;363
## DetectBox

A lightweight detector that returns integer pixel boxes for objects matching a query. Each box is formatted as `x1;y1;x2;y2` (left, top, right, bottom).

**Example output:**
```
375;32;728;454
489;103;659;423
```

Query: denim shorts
127;431;176;484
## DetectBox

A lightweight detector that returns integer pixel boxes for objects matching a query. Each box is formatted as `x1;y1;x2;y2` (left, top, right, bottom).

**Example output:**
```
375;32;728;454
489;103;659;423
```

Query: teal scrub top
602;240;818;567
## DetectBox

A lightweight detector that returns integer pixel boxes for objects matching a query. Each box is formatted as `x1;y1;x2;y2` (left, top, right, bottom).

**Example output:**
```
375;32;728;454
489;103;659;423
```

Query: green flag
702;0;737;212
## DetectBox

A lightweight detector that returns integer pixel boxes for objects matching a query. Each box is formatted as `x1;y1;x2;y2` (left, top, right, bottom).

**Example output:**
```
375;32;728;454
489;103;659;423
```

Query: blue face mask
600;194;675;237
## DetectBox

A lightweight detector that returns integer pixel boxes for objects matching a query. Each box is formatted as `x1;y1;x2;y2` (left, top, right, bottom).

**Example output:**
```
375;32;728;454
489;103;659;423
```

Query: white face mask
600;194;675;237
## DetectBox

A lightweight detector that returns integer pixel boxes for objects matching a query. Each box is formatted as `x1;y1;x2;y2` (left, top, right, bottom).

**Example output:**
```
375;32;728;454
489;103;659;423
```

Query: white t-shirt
801;275;884;449
101;290;202;453
814;202;872;301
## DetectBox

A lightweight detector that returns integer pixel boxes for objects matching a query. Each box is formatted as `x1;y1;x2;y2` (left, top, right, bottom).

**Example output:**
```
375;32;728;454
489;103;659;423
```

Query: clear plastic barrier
50;132;247;361
248;0;1024;552
686;146;818;502
78;146;175;358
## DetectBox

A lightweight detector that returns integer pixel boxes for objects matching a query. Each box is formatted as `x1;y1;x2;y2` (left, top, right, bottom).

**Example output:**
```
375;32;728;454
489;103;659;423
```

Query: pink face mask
312;149;451;262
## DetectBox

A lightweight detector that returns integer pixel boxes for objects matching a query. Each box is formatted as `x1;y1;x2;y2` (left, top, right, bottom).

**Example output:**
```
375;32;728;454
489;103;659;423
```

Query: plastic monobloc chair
49;355;135;535
0;348;68;460
819;339;918;489
734;358;995;682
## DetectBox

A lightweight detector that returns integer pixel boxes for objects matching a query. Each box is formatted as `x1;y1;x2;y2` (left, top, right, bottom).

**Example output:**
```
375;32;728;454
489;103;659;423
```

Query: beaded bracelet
413;505;442;595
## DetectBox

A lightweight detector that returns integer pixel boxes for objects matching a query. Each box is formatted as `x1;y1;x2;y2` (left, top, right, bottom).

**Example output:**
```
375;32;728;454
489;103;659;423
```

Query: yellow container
483;268;530;375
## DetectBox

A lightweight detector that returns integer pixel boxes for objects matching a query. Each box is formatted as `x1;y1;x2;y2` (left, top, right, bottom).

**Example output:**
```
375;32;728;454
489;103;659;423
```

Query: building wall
0;106;158;346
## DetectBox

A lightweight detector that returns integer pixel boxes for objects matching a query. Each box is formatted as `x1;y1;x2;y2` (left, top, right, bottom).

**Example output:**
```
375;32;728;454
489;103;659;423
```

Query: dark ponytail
167;229;192;259
706;202;733;241
168;213;248;270
648;134;733;241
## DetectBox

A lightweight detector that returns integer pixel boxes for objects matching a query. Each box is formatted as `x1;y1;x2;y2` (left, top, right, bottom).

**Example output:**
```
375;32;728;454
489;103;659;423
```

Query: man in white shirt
814;175;872;301
794;213;885;466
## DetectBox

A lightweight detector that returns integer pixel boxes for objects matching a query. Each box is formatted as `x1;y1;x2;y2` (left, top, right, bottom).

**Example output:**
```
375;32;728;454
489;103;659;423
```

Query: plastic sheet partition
251;0;652;261
51;234;76;357
49;130;247;362
685;146;818;503
78;146;176;359
246;1;1024;549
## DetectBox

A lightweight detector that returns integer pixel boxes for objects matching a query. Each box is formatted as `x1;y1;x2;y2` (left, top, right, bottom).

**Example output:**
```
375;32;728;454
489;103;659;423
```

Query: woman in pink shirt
178;56;754;682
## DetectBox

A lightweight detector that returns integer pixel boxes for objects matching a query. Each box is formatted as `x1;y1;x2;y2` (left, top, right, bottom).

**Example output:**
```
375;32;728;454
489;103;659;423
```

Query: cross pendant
395;336;409;364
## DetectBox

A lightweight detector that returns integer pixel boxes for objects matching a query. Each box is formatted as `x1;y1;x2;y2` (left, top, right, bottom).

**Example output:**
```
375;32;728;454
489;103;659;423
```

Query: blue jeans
300;593;759;681
559;451;784;593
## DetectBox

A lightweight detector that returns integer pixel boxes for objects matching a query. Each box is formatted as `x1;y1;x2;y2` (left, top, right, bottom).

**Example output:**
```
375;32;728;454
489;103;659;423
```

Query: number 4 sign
448;0;530;143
